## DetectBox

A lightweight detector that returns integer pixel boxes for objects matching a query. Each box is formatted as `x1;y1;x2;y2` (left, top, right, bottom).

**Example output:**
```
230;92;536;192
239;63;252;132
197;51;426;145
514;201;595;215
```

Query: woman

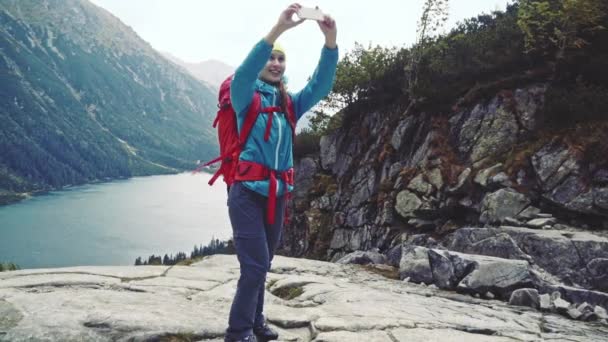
225;3;338;342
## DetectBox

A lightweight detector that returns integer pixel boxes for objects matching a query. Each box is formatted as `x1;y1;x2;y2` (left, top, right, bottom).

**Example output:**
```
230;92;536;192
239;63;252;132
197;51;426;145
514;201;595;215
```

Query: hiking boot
253;323;279;341
224;334;257;342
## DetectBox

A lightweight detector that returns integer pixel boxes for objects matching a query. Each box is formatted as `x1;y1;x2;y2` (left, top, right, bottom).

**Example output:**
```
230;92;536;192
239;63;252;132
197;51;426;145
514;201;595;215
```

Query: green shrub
0;262;20;272
294;129;321;158
544;81;608;127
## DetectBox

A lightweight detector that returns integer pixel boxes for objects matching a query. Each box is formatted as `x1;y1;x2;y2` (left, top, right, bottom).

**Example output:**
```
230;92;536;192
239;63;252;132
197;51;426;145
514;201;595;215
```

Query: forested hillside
0;0;218;204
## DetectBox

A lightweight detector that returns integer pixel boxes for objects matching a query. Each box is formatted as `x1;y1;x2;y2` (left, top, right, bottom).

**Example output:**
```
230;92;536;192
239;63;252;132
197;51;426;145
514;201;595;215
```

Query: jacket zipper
273;91;282;187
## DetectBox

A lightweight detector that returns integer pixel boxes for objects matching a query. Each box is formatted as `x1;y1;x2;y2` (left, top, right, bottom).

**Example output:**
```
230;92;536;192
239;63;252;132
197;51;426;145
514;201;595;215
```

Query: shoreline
0;167;217;207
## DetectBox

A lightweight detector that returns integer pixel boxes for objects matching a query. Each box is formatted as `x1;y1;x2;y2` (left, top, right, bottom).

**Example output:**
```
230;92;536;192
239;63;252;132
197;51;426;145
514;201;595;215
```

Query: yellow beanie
272;43;286;59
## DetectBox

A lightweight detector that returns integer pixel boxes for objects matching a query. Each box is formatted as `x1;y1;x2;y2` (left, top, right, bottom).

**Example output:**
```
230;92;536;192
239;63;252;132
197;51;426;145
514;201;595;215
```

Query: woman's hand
317;14;337;49
276;3;305;32
265;3;304;44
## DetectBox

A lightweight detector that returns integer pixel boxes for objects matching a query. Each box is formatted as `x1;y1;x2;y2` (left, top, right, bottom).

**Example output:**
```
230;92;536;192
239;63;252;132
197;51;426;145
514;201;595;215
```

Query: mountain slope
161;52;234;90
0;0;218;203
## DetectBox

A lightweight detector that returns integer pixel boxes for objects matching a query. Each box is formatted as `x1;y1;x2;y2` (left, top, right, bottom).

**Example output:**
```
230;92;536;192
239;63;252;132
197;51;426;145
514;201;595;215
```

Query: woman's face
259;51;286;84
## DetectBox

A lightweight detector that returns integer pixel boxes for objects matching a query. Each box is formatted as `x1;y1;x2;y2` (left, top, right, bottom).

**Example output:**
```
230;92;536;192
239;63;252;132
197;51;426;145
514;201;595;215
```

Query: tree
406;0;450;95
308;109;331;136
517;0;607;59
331;43;399;107
0;262;20;272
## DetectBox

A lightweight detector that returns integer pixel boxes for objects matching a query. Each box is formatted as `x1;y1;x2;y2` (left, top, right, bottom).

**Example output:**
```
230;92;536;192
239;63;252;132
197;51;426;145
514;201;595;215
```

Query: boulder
595;306;608;320
479;189;530;224
399;245;433;284
509;288;540;309
395;190;423;219
385;244;403;268
540;293;552;311
553;297;571;314
567;307;583;320
427;249;541;298
474;163;503;187
577;302;597;321
407;174;432;196
526;217;556;228
336;249;387;265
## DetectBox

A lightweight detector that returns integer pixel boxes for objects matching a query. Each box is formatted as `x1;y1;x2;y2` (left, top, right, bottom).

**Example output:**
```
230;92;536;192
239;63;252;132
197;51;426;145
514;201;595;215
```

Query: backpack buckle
285;168;295;185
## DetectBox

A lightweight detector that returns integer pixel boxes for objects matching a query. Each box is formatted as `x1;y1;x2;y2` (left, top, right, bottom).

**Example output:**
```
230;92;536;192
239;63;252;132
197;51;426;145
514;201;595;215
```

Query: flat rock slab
1;255;607;341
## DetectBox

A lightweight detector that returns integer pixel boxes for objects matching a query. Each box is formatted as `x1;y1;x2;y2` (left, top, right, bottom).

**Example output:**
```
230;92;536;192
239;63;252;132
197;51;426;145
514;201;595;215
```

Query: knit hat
272;43;286;59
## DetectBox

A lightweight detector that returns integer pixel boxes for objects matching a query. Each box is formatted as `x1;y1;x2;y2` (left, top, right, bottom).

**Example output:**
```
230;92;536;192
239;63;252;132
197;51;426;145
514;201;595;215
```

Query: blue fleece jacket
230;39;338;197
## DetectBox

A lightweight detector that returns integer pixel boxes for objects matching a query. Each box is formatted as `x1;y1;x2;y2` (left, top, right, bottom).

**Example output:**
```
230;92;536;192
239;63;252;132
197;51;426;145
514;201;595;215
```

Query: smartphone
297;7;325;21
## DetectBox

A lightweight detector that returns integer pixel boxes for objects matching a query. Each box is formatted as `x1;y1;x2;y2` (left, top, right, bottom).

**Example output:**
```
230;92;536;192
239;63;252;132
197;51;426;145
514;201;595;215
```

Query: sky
89;0;513;90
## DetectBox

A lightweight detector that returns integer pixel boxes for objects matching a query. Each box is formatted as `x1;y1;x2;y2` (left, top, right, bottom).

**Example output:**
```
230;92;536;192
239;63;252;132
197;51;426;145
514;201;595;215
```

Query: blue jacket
230;39;338;197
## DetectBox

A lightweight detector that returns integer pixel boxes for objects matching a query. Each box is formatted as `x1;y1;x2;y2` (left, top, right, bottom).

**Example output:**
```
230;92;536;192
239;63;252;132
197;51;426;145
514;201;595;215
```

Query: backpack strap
261;105;282;141
261;96;297;142
198;92;298;184
234;161;294;224
239;92;263;144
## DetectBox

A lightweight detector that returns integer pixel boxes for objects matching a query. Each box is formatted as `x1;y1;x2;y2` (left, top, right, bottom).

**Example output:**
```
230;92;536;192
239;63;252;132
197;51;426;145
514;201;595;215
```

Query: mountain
161;52;234;90
0;0;219;204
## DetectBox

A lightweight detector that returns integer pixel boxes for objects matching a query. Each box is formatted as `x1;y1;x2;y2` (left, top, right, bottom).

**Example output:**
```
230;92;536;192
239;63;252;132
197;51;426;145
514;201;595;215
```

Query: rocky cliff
286;81;608;255
283;76;608;318
1;255;607;341
283;61;608;330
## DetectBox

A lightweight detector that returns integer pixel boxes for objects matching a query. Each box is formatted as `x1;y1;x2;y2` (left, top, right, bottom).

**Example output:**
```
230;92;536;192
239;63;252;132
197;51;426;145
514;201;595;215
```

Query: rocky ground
1;255;607;341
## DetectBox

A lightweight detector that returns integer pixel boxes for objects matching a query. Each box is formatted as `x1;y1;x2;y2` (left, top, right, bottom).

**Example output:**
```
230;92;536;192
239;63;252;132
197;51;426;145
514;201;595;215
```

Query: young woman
225;3;338;342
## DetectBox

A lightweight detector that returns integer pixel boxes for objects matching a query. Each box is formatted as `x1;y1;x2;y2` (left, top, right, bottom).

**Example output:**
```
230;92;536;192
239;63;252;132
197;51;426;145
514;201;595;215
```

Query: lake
0;172;232;269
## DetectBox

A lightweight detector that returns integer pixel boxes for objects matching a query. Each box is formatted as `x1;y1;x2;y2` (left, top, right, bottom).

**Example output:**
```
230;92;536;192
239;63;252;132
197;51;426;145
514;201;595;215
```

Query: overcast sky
89;0;512;90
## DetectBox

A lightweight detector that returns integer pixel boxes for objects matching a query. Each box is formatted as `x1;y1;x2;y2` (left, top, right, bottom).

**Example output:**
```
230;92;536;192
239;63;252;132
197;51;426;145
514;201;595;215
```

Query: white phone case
297;7;325;21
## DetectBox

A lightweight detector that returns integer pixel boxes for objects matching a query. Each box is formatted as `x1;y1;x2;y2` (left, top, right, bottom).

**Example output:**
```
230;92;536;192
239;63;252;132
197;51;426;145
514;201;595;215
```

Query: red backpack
194;75;296;223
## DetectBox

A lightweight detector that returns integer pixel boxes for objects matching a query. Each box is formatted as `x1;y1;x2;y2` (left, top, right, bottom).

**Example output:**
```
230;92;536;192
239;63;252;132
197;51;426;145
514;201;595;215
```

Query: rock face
288;82;608;264
285;80;608;328
1;255;608;341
